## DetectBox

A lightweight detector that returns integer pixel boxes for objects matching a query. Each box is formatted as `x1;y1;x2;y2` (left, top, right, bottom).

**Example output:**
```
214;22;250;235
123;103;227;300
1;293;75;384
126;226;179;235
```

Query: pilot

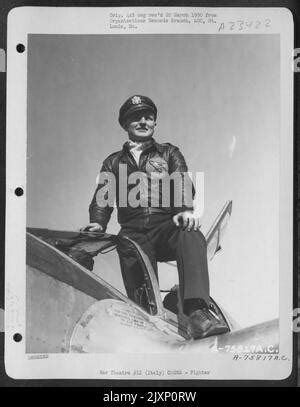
81;95;228;339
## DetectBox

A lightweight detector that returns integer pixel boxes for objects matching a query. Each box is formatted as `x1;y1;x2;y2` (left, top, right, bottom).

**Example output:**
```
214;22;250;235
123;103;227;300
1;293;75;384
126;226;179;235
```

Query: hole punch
16;44;25;53
15;187;24;196
13;333;22;342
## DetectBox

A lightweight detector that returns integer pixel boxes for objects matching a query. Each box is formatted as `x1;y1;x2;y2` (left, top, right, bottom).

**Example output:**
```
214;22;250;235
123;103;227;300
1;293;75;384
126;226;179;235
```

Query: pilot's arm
169;145;201;231
82;160;115;233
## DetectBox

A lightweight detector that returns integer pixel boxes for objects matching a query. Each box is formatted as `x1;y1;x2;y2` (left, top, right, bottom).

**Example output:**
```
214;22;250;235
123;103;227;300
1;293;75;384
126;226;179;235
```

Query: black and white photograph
4;6;294;380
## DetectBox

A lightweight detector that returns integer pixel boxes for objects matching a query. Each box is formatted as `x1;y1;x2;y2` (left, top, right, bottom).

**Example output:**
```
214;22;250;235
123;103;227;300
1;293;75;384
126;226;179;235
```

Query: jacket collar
122;138;157;155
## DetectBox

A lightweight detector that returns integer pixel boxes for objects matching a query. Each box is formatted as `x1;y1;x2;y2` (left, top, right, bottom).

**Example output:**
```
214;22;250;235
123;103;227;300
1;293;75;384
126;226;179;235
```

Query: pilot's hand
80;223;103;232
172;211;202;231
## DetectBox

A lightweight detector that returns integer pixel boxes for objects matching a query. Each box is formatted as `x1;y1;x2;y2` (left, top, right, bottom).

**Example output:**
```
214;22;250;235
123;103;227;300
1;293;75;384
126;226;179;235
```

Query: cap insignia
131;96;142;105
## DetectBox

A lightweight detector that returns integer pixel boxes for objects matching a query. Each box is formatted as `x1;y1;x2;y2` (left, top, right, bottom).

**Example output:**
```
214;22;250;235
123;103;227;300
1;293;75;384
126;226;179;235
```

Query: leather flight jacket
89;138;195;231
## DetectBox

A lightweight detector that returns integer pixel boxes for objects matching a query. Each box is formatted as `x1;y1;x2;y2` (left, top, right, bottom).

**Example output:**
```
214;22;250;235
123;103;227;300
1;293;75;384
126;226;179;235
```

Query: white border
5;6;294;380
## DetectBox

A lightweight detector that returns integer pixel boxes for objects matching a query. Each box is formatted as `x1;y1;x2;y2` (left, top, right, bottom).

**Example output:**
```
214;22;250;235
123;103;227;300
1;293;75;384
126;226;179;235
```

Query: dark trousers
118;213;210;306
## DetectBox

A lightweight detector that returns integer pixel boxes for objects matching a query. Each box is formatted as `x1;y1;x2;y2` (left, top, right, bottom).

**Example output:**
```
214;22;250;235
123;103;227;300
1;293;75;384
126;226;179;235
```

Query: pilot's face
124;110;156;139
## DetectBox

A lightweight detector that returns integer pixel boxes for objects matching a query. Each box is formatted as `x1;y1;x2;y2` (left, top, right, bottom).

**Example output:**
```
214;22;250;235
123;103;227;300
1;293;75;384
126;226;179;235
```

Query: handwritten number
237;20;244;30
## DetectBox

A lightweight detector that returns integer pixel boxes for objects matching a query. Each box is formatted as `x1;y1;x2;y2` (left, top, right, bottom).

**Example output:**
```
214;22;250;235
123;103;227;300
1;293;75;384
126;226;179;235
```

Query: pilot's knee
180;227;205;238
179;228;207;246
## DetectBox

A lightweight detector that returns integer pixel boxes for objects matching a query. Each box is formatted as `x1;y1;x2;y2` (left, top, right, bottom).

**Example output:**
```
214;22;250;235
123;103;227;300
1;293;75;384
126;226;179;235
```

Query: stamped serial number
218;19;271;31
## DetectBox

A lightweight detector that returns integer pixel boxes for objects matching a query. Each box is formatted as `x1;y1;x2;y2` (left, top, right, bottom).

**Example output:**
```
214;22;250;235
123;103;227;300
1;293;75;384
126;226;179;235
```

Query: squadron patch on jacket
145;155;169;177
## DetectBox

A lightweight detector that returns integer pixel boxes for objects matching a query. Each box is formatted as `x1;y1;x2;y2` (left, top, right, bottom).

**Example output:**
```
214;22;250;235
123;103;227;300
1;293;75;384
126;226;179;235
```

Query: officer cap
118;95;157;128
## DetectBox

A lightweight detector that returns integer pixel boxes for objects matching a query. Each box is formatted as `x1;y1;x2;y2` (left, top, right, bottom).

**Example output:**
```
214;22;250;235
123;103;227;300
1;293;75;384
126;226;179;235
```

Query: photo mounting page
5;7;293;380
